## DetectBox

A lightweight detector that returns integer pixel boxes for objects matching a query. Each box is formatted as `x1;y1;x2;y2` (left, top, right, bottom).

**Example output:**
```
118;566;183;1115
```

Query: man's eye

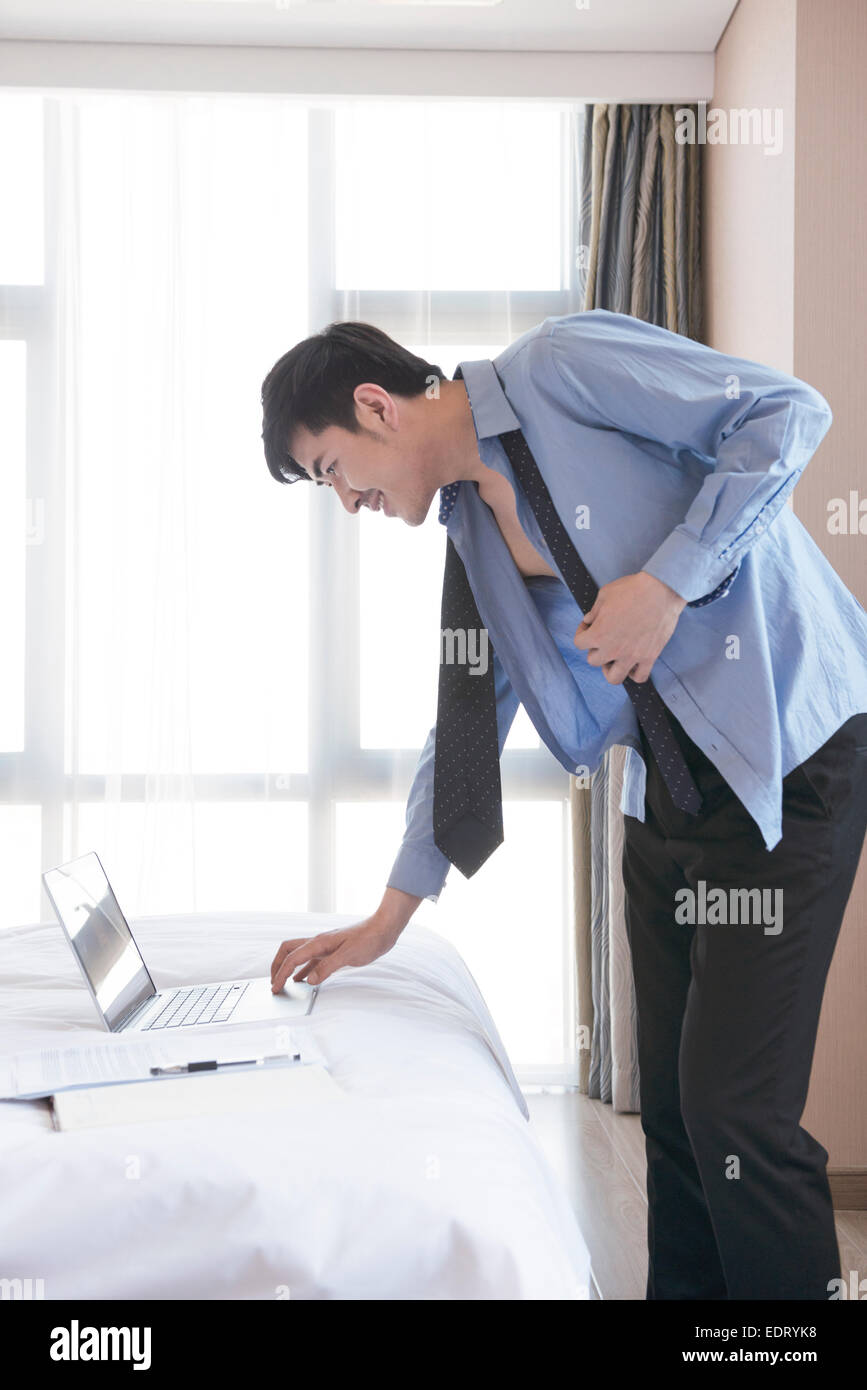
327;463;337;477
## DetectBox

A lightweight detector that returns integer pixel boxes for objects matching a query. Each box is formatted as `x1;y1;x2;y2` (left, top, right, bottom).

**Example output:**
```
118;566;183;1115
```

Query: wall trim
0;40;714;102
830;1169;867;1211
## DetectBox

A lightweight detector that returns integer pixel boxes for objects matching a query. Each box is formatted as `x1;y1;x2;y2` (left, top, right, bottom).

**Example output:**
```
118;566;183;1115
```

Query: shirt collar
456;358;522;439
437;358;521;525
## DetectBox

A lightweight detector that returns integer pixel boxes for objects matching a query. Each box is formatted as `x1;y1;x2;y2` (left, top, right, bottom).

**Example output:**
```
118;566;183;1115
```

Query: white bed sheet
0;911;591;1300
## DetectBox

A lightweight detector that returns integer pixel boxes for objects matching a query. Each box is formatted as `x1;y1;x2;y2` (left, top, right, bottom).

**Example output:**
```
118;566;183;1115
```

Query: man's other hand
573;571;687;685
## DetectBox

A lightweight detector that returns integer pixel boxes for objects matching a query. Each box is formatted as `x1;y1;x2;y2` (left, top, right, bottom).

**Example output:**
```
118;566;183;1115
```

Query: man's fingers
296;954;341;987
270;937;313;981
628;661;652;684
604;654;652;684
290;959;320;983
285;948;343;988
272;950;319;992
273;932;341;974
602;659;632;685
271;933;345;992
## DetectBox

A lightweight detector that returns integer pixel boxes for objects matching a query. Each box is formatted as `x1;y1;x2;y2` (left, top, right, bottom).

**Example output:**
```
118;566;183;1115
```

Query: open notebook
1;1021;326;1101
51;1061;346;1131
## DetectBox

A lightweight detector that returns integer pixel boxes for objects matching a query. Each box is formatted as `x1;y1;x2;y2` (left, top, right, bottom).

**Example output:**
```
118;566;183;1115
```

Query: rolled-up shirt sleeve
548;310;834;604
386;646;521;902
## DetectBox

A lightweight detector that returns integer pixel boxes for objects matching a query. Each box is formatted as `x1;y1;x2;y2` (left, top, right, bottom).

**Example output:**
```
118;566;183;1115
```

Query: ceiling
0;0;739;53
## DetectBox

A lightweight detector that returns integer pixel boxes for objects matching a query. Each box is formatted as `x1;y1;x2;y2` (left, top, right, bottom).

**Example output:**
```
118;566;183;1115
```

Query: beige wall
704;0;797;369
705;0;867;1167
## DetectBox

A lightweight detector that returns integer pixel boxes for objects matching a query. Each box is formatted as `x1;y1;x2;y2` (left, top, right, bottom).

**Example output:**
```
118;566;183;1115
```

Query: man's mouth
370;490;391;516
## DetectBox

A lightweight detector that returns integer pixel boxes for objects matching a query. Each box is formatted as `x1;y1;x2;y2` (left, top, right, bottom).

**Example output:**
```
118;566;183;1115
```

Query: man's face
289;385;439;528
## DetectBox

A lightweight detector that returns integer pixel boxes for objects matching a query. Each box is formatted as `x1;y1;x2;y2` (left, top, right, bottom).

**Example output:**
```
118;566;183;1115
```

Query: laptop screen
42;852;156;1032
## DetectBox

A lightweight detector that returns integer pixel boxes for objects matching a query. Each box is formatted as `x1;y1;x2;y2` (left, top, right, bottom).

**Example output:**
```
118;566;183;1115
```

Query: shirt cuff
641;526;740;603
685;563;740;607
386;843;450;903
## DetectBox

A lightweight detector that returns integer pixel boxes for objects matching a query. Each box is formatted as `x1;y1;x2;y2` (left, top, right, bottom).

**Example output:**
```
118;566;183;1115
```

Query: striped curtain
572;103;703;1110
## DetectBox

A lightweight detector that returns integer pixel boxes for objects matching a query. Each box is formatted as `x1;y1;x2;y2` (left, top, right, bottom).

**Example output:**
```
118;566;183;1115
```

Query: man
261;310;867;1300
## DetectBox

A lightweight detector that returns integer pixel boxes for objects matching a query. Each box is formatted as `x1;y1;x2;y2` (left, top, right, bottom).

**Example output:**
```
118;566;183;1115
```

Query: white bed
0;911;591;1300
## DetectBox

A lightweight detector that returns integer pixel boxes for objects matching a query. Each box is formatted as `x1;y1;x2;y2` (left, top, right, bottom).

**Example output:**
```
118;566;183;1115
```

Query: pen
149;1051;301;1076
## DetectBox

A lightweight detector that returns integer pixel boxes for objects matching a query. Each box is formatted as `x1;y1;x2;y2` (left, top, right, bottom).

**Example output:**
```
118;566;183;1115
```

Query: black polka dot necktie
432;366;703;879
432;528;505;877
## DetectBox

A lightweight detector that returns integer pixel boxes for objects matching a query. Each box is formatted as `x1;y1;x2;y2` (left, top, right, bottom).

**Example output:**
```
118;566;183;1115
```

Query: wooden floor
524;1089;867;1301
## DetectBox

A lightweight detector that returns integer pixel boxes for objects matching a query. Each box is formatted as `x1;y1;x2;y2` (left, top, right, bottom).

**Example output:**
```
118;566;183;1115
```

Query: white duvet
0;911;591;1300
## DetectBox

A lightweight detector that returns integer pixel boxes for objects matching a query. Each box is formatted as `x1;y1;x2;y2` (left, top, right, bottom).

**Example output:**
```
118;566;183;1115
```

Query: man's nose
332;475;372;515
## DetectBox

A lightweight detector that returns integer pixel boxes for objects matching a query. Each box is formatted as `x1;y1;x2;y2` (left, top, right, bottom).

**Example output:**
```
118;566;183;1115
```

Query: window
0;90;585;1082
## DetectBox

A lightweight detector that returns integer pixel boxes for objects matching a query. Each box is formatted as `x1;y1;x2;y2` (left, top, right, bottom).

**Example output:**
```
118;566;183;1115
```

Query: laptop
42;851;317;1033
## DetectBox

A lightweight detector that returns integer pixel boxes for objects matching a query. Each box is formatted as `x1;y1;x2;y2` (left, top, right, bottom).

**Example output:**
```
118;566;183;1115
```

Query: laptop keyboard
141;982;250;1030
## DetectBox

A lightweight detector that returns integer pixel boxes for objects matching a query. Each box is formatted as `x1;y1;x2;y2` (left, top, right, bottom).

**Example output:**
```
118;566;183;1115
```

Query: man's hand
271;913;406;992
271;886;422;992
573;571;687;685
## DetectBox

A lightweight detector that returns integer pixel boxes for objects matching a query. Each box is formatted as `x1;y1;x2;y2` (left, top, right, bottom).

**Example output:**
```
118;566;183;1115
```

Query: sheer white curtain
39;92;311;916
1;88;585;1082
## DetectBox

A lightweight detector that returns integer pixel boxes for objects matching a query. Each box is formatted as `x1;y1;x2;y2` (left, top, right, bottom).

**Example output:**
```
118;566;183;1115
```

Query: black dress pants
621;708;867;1300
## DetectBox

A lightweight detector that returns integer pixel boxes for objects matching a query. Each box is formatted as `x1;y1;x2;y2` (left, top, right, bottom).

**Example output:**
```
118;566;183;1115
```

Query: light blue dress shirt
386;309;867;903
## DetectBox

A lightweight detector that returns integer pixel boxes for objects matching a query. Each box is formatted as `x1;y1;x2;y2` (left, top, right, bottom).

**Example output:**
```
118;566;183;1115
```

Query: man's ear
354;382;396;429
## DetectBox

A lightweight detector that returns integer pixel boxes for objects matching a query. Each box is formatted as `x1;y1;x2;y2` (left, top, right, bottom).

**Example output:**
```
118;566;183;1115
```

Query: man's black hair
261;321;446;484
